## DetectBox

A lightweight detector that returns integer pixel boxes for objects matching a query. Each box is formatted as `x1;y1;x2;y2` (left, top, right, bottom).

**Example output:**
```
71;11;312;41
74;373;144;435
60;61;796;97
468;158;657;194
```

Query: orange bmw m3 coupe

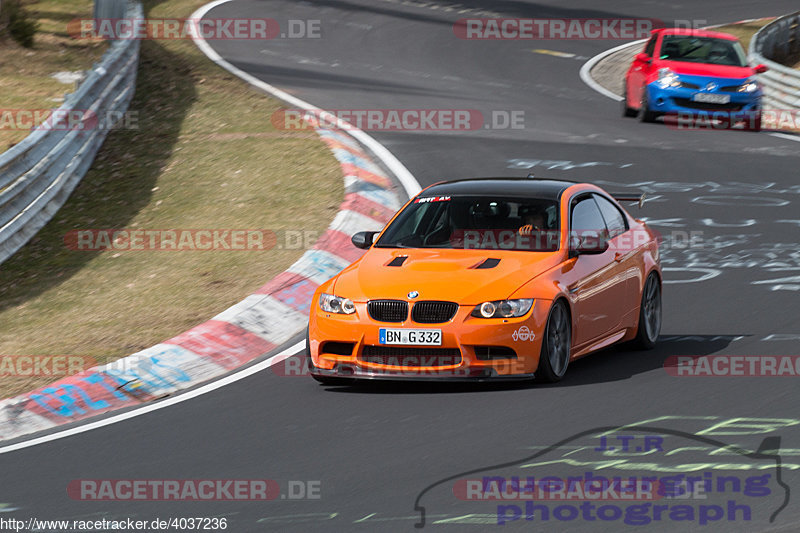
307;178;661;384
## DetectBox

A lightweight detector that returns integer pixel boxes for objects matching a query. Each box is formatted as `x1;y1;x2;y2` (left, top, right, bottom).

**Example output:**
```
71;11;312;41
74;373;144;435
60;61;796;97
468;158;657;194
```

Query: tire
622;85;637;117
306;328;354;386
638;92;657;123
632;273;662;349
535;300;572;383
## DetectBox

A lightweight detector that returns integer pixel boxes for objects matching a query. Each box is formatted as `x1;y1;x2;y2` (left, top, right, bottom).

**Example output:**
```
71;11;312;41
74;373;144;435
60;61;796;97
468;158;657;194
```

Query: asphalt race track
2;1;800;531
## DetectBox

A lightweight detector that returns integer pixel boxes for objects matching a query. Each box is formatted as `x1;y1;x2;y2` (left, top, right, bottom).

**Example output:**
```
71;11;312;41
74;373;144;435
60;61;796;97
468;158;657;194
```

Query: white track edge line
767;132;800;142
0;341;303;455
578;39;644;102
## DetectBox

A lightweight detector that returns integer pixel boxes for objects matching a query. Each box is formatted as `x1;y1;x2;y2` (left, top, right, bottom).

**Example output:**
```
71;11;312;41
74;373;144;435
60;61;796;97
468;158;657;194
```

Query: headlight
471;299;534;319
319;293;356;314
738;77;759;93
657;68;681;89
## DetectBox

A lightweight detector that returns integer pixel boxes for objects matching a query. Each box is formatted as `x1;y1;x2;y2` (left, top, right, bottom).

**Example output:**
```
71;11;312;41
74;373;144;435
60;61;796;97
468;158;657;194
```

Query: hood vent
473;258;501;269
386;256;408;267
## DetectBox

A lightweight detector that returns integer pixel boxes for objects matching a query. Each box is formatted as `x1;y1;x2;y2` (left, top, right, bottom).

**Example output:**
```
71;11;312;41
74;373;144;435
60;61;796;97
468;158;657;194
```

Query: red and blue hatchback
623;28;767;130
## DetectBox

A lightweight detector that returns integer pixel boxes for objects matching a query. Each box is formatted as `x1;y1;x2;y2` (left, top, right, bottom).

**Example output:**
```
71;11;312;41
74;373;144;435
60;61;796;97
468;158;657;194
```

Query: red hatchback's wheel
535;300;572;383
638;92;657;123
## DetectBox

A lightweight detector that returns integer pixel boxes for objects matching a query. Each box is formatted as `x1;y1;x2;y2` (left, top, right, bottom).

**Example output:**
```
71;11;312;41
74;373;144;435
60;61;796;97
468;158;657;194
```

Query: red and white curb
0;127;405;442
0;0;421;444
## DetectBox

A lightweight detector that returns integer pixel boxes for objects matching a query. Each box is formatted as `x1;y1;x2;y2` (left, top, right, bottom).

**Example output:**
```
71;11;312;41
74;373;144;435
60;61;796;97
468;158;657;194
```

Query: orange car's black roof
422;178;577;201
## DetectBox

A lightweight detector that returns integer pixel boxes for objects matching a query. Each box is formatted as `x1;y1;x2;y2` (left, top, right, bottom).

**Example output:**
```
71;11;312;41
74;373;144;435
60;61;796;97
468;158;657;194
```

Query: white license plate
379;328;442;345
692;93;730;104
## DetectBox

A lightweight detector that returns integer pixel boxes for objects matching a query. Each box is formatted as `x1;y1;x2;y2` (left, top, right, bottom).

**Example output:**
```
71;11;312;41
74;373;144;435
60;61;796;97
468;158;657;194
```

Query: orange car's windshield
375;196;560;251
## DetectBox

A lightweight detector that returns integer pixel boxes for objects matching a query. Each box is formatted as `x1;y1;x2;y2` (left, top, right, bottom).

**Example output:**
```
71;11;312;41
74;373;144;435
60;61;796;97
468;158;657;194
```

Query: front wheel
535;300;572;383
632;273;662;349
638;92;657;123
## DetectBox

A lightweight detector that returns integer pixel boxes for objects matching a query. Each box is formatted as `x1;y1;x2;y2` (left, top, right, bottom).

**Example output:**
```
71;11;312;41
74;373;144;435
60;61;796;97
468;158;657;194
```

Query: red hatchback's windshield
659;35;748;67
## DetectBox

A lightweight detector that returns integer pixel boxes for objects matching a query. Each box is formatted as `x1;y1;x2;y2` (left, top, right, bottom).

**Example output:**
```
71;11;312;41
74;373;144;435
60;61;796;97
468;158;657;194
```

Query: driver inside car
518;205;547;235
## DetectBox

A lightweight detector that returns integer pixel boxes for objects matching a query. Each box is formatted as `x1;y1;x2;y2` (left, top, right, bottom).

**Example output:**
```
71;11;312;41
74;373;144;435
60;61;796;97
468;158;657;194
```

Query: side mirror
635;52;652;64
351;231;378;249
754;64;768;74
570;234;609;257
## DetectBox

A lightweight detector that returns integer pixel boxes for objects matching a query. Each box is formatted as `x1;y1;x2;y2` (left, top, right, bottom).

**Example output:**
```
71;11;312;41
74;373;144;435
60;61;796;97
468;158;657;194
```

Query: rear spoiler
612;193;647;209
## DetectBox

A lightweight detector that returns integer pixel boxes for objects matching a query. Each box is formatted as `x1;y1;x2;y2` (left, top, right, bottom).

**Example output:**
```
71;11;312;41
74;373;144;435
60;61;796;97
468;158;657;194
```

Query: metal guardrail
94;0;128;22
0;1;141;265
749;11;800;110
